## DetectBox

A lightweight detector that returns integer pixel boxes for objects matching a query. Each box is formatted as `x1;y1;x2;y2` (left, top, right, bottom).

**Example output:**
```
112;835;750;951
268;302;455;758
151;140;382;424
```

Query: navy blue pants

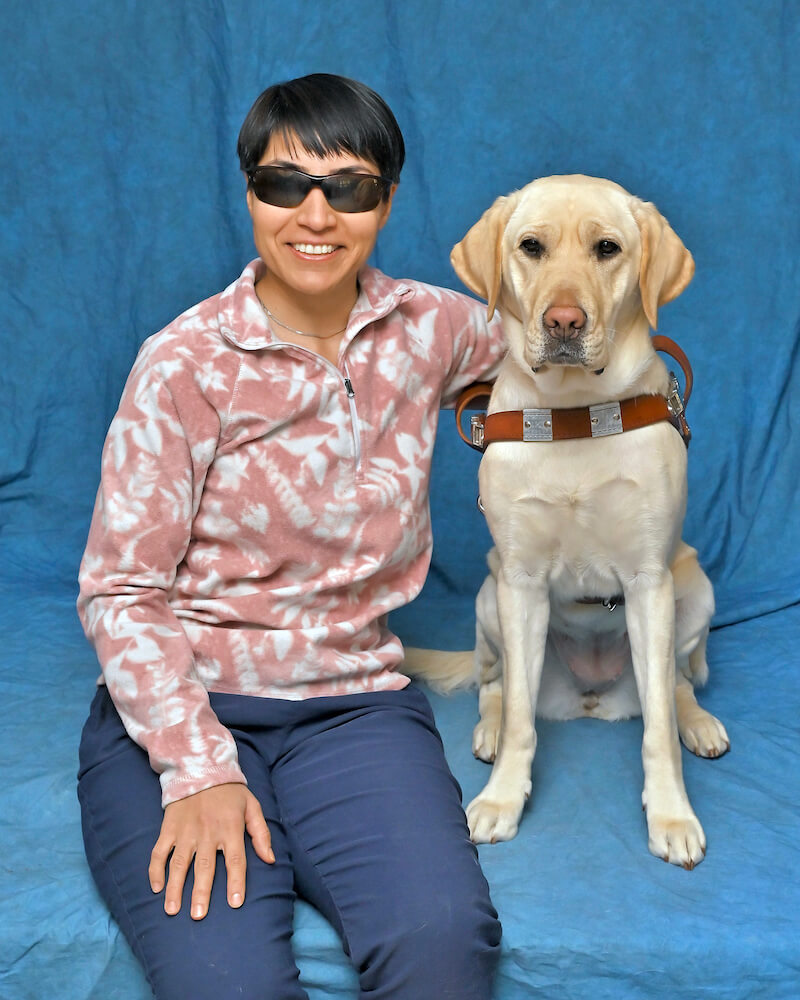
78;685;501;999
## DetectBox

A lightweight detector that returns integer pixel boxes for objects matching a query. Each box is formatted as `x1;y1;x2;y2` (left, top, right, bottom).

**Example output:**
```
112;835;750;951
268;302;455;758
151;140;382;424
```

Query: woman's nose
296;186;336;228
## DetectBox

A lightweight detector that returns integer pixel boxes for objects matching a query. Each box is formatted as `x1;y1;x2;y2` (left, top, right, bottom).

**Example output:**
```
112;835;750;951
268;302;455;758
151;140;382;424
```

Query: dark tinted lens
249;167;387;212
323;174;385;212
250;167;311;208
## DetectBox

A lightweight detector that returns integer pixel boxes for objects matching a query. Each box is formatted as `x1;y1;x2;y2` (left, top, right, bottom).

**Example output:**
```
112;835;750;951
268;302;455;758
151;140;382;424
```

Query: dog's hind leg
675;664;730;758
674;601;730;757
472;573;504;762
474;675;503;763
472;610;503;762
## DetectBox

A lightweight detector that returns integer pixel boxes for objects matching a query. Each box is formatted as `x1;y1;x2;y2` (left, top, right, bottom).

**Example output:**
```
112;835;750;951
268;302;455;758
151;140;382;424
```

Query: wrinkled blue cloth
1;1;799;998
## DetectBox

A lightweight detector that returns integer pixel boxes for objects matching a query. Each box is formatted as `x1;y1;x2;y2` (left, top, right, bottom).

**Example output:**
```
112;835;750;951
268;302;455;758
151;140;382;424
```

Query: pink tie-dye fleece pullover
78;259;505;805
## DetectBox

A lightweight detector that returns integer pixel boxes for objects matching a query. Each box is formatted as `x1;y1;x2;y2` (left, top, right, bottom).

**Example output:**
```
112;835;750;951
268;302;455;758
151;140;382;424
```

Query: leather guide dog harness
456;335;693;452
456;336;693;612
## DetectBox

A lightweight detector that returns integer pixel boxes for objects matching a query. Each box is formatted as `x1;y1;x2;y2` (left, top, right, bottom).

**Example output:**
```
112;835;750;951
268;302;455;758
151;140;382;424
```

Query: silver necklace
258;297;347;340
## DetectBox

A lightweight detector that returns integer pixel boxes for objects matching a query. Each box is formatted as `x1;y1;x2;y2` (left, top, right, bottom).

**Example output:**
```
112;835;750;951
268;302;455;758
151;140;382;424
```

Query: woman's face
246;133;395;309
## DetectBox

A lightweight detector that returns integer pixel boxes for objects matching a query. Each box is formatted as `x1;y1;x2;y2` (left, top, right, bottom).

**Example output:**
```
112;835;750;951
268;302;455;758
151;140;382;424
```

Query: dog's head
451;175;694;375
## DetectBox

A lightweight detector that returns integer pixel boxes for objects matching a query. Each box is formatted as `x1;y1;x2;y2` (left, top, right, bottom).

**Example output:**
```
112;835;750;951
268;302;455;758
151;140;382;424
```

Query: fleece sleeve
437;289;507;406
77;342;247;806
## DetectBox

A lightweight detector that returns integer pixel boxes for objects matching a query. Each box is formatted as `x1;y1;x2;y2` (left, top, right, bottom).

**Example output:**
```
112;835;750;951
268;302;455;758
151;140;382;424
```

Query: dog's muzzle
543;341;587;365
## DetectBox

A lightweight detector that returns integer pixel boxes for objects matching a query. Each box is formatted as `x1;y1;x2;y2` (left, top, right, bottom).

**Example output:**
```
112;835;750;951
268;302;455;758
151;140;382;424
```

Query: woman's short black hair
237;73;405;187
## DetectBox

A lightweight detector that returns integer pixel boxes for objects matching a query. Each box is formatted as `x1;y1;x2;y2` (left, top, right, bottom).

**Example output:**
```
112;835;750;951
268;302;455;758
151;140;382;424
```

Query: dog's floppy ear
451;194;517;319
632;200;695;330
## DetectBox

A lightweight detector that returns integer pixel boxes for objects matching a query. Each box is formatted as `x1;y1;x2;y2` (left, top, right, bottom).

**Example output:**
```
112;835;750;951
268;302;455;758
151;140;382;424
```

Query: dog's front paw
466;789;528;844
472;719;500;763
647;812;707;869
678;708;730;758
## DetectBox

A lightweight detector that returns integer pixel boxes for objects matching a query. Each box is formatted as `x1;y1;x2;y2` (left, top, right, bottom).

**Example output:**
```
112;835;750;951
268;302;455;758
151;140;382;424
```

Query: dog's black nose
544;305;586;340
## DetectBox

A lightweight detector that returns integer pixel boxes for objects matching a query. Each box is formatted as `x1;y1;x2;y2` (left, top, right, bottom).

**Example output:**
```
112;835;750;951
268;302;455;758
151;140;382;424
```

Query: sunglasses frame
246;165;393;213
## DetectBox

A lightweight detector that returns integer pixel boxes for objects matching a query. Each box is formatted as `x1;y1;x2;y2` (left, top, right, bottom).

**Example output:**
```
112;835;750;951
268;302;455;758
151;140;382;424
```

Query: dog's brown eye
596;240;621;258
520;238;544;258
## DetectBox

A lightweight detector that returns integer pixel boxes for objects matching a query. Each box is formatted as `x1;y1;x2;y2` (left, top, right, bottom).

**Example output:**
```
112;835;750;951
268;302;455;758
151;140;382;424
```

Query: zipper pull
343;377;355;398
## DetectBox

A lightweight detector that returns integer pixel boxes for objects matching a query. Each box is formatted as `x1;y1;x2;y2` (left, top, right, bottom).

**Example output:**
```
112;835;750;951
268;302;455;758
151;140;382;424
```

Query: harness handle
455;382;493;451
651;335;693;408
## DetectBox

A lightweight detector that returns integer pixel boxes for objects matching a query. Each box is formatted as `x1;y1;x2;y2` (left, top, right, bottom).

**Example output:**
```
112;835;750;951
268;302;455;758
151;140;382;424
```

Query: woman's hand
149;782;275;920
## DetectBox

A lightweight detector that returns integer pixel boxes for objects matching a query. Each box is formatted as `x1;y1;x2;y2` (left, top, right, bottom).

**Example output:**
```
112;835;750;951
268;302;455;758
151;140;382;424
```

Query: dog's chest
479;441;683;582
525;479;638;561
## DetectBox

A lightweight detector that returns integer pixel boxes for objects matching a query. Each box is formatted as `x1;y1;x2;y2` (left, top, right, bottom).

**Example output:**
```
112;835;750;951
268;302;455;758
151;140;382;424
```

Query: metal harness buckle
666;372;684;418
470;414;485;449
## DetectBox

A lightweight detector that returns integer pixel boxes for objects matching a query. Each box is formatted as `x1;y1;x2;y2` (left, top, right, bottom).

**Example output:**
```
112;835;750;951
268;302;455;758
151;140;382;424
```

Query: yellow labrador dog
408;175;729;868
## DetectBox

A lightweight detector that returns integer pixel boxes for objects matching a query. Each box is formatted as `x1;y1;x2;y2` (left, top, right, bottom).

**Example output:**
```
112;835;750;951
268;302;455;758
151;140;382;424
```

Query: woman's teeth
293;244;336;255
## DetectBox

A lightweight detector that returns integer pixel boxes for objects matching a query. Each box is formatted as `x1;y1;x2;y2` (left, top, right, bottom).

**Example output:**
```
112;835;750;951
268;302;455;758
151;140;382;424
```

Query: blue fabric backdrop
1;2;798;998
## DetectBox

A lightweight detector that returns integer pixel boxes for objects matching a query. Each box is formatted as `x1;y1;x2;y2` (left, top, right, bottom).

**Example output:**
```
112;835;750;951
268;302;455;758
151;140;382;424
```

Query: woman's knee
147;937;308;1000
360;888;502;999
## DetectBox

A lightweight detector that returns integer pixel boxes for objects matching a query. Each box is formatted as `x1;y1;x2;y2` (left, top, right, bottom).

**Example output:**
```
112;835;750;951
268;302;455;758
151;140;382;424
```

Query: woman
77;73;506;999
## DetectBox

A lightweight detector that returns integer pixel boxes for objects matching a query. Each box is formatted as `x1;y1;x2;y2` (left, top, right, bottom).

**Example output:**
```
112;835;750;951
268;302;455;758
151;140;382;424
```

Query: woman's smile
291;242;339;256
246;134;395;334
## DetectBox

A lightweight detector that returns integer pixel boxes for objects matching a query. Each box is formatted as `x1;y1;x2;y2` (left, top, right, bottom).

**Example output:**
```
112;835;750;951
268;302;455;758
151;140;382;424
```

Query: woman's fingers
150;783;274;919
225;792;274;907
244;790;275;866
164;842;194;916
188;842;219;920
148;830;172;894
223;839;247;908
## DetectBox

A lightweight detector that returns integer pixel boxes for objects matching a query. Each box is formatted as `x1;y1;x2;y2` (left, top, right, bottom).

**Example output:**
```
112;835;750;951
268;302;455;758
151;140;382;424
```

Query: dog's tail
402;647;476;693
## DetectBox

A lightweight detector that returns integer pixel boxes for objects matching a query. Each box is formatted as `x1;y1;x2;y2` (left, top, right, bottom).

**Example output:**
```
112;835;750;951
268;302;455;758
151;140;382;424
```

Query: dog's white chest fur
479;430;687;600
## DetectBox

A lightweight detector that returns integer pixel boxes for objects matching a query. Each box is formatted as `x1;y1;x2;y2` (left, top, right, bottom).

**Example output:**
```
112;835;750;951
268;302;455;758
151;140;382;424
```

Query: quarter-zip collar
218;258;416;353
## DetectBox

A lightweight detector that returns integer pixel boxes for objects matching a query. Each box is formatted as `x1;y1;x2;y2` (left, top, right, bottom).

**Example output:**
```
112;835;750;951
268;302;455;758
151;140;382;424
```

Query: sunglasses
246;165;392;213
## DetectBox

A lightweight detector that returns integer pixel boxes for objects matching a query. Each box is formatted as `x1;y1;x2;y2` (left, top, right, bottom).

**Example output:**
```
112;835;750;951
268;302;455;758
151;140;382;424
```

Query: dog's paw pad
466;795;523;844
472;722;499;763
679;711;730;758
647;813;706;868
